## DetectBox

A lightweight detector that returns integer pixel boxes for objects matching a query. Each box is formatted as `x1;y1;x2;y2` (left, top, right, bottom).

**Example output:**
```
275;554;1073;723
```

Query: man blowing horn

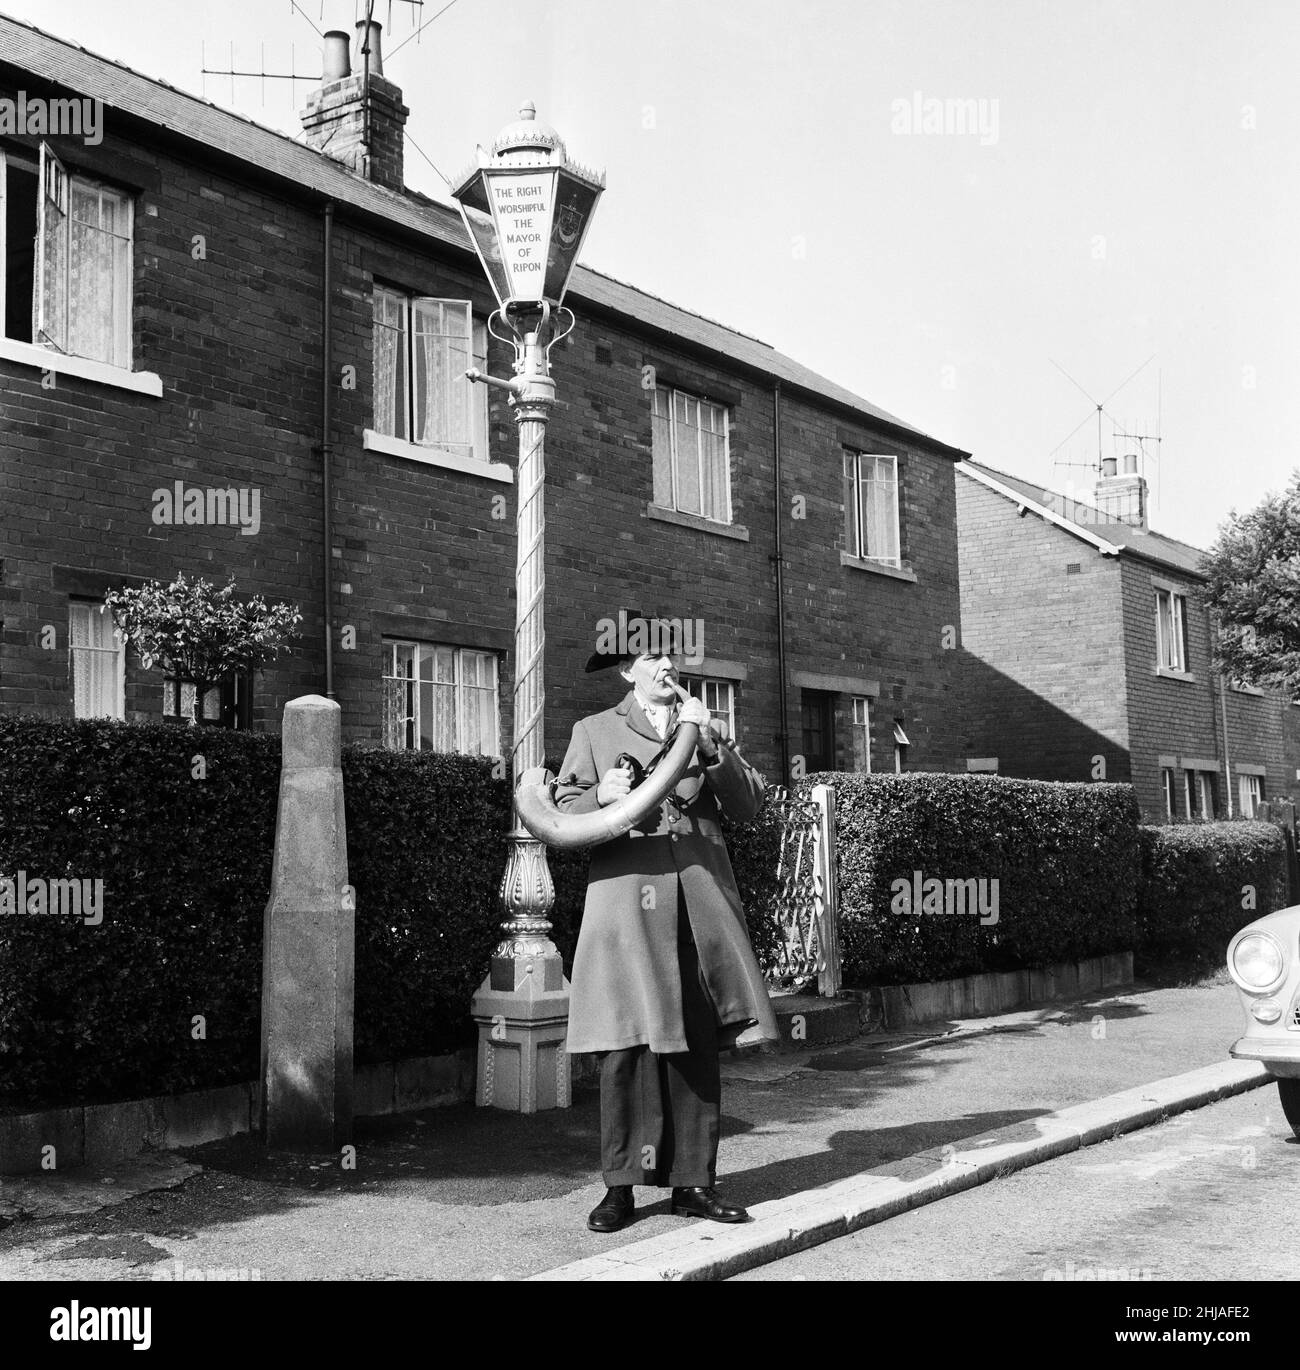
554;613;779;1233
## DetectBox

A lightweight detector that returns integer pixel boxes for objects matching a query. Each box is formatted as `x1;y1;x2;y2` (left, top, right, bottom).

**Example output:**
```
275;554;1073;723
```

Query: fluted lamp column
452;103;604;1112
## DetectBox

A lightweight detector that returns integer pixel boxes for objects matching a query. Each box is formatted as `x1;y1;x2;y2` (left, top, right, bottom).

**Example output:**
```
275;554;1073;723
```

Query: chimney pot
1101;456;1118;478
355;19;384;77
322;30;351;81
1122;452;1139;474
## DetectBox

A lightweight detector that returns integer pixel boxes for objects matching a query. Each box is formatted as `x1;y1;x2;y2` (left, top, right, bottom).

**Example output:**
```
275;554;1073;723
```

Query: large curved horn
515;722;700;849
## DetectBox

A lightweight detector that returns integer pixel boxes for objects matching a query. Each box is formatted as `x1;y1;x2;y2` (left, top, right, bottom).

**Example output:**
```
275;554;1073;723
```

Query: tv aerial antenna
1046;354;1163;489
201;0;431;107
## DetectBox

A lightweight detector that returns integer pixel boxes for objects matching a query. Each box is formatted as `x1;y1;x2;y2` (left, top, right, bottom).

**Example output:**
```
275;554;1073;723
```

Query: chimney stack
1095;453;1148;529
301;22;408;192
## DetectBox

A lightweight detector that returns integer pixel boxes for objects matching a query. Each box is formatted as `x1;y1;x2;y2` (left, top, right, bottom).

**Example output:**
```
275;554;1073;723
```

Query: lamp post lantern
452;104;604;1112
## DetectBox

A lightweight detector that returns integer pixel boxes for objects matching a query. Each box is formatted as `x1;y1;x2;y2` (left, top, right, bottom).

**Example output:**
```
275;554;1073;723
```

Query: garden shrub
1136;820;1289;969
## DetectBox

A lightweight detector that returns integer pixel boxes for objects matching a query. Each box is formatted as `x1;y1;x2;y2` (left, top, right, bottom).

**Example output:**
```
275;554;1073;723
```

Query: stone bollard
259;695;354;1150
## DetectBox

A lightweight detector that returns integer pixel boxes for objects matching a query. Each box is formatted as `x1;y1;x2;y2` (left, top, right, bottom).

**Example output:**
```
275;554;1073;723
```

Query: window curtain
382;643;416;750
68;183;128;367
471;318;490;462
673;390;701;514
1156;593;1177;668
430;645;457;751
651;388;673;507
461;652;497;756
699;403;727;520
864;457;899;562
372;289;406;439
69;604;118;718
413;300;472;451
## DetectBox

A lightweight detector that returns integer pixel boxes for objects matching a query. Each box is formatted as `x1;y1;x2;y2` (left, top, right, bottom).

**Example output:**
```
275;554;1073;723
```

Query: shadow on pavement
725;1108;1054;1206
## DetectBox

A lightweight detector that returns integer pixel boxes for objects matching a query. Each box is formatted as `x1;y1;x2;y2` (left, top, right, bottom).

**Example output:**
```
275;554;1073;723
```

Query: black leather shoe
671;1186;749;1222
587;1186;635;1232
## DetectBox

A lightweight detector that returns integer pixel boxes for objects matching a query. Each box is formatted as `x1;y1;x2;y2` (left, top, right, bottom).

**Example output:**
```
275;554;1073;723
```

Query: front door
800;690;835;774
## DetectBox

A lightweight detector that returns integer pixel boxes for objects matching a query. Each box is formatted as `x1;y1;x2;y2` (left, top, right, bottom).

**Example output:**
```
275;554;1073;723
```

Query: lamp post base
470;828;572;1112
470;960;571;1112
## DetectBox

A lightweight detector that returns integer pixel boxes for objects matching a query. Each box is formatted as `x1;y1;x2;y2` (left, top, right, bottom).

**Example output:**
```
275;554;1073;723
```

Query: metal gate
762;783;841;997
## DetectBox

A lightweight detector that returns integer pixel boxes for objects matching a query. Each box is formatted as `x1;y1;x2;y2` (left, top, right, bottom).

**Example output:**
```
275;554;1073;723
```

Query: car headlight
1232;932;1285;990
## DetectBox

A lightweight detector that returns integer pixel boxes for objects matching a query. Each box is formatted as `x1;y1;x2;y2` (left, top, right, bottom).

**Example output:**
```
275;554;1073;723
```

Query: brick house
0;15;970;783
956;457;1298;821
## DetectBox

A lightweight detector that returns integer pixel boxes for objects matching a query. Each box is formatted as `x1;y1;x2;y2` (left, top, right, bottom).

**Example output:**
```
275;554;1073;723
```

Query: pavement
0;974;1273;1282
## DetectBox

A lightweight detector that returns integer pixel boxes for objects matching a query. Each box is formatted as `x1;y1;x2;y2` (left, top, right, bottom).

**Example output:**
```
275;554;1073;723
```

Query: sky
5;0;1296;550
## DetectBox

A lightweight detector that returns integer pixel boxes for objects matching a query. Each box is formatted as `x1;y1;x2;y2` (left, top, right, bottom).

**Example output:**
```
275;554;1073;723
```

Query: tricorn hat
583;608;685;673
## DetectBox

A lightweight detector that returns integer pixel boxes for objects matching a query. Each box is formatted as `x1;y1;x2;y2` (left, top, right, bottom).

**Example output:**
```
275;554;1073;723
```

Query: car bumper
1230;1036;1300;1078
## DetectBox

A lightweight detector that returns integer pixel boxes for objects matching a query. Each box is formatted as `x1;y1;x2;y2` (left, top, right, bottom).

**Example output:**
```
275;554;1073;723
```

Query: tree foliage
1200;472;1300;693
105;573;302;722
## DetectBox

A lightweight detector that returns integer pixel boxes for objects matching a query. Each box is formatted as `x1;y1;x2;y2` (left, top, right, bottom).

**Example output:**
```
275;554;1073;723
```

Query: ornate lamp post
452;104;604;1112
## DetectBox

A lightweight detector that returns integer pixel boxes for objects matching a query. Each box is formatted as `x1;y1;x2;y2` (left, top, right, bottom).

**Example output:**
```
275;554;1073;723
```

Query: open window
1;142;133;367
371;289;489;462
893;719;911;773
844;451;901;566
1154;586;1189;673
36;141;68;351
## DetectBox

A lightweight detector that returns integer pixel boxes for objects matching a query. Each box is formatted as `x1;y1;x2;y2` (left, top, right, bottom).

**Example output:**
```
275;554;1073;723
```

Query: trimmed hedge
804;771;1141;986
1136;820;1290;968
0;715;280;1108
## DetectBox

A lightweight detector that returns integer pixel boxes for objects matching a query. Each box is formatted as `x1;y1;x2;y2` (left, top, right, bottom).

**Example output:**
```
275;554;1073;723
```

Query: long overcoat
555;690;780;1055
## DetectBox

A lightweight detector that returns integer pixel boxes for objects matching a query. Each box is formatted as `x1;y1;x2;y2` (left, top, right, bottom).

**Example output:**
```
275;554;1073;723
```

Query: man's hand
670;684;719;758
596;762;634;807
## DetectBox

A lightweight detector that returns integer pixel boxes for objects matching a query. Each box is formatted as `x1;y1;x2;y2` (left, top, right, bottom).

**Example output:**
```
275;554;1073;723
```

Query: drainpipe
321;201;336;700
771;382;790;782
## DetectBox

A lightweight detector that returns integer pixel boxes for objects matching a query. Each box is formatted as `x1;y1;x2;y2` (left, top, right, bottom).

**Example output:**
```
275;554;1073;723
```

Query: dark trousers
597;893;722;1188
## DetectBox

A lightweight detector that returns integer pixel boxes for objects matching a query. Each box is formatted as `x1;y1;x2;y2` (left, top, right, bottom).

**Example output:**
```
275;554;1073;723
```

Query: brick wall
956;473;1130;783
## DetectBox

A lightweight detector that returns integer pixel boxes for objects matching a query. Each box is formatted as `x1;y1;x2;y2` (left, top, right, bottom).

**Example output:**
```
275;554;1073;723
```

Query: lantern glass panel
485;166;557;307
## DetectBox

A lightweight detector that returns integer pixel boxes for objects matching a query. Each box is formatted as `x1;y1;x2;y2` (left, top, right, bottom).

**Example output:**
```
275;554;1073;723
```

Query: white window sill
1156;666;1195;682
363;429;512;483
841;552;917;583
1230;683;1266;697
0;337;163;397
646;503;749;541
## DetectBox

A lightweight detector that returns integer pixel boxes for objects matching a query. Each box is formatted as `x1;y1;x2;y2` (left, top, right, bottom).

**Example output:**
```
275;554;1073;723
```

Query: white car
1227;905;1300;1137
